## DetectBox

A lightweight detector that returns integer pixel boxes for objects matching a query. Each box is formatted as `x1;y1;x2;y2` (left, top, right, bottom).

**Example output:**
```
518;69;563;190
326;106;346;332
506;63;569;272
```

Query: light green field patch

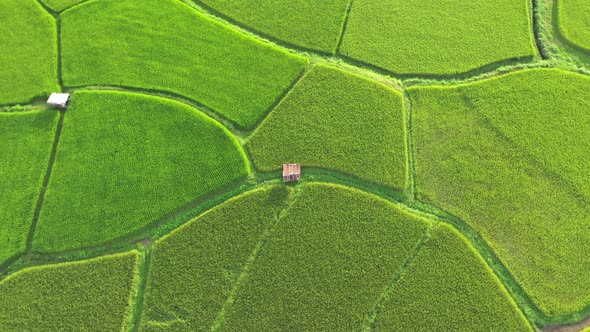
34;90;248;252
141;186;290;331
247;64;407;189
558;0;590;51
221;183;430;331
0;251;138;331
410;69;590;316
0;0;60;105
196;0;350;53
340;0;537;75
0;111;59;265
377;224;532;331
61;0;308;128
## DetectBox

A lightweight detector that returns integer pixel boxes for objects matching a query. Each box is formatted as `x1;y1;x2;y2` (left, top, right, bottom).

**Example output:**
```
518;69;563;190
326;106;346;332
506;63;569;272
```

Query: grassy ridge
196;0;350;53
247;65;407;189
410;69;590;316
558;0;590;51
377;224;532;331
0;251;138;331
0;111;59;265
61;0;308;128
0;0;59;105
222;183;430;331
34;90;248;252
340;0;536;75
141;186;290;331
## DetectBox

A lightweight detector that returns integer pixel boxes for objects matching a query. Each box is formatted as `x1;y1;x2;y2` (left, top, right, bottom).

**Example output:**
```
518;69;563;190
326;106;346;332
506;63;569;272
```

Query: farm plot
377;224;532;331
0;0;59;105
558;0;590;52
410;69;590;316
247;64;407;189
0;111;58;265
0;251;138;331
221;183;430;331
339;0;537;75
33;90;248;252
141;186;291;331
60;0;308;129
196;0;350;53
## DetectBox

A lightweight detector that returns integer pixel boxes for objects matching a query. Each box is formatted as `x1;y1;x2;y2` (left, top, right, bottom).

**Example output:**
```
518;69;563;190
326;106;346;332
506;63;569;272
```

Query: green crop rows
558;0;590;51
1;0;589;330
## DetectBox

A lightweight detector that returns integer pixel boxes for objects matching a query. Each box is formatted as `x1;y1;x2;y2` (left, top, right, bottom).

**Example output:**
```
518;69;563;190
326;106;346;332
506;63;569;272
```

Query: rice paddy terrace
1;0;589;331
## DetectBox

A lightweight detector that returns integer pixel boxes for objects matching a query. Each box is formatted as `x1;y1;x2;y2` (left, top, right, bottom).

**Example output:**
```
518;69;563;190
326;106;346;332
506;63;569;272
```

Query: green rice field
1;0;589;330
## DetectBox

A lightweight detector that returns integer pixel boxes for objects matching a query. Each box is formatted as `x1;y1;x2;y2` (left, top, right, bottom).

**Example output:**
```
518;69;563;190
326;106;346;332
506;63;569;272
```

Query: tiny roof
47;93;70;107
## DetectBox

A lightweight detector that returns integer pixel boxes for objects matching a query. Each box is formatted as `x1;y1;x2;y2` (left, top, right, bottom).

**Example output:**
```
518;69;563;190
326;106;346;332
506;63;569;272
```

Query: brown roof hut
282;164;301;182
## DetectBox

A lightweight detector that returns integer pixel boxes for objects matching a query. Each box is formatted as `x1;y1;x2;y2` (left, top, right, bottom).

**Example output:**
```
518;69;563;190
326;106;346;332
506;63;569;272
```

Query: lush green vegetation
377;224;532;331
41;0;85;12
61;0;307;129
0;111;58;265
340;0;537;75
410;69;590;316
221;183;430;330
196;0;349;53
247;65;407;189
0;0;59;105
0;251;138;331
558;0;590;51
141;186;291;331
34;90;248;252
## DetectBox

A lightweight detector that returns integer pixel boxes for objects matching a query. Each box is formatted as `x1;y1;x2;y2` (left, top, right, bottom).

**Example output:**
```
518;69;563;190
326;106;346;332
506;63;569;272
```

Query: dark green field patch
247;64;407;189
410;69;590;316
0;111;58;265
61;0;308;128
0;0;59;105
340;0;536;75
377;224;532;331
558;0;590;52
221;183;430;331
0;251;138;331
34;90;248;252
196;0;350;53
141;186;291;331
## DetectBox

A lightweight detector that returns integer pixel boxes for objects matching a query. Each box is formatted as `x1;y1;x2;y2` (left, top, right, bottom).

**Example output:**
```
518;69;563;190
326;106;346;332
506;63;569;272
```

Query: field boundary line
531;0;549;59
244;65;312;140
549;0;590;62
33;0;58;17
335;0;354;54
210;185;303;331
125;246;153;332
243;65;311;142
361;226;433;331
67;85;248;139
59;0;93;14
402;89;416;202
26;110;66;250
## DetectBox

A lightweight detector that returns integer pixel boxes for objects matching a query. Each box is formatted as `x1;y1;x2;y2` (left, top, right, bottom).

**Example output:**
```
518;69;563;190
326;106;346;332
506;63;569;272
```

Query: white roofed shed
47;93;70;108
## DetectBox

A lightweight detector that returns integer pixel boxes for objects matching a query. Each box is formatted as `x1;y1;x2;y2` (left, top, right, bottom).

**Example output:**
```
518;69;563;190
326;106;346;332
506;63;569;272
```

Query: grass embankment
41;0;85;11
0;0;59;105
196;0;350;53
140;186;291;331
60;0;308;129
0;251;138;331
557;0;590;52
34;90;248;252
377;224;532;331
410;69;590;317
247;64;407;189
0;112;59;265
221;183;430;330
340;0;537;75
